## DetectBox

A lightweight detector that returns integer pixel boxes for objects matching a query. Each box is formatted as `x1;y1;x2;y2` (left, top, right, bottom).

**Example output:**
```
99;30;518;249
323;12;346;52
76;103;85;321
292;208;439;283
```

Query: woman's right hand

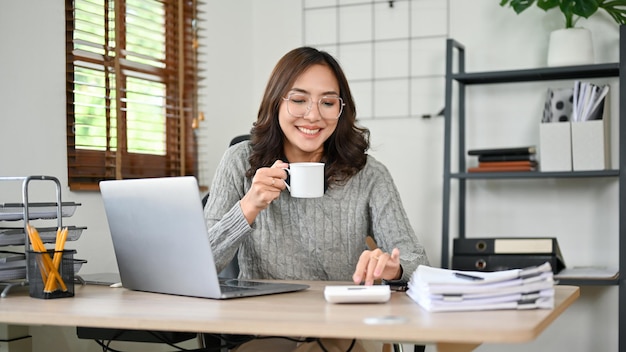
239;160;289;224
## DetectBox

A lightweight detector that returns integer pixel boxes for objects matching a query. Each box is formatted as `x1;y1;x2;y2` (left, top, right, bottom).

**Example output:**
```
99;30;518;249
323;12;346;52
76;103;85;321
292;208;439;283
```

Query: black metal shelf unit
442;26;624;351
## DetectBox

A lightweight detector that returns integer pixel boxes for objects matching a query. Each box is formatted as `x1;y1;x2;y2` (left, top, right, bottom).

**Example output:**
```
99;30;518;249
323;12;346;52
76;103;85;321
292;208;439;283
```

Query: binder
452;254;565;274
453;237;561;255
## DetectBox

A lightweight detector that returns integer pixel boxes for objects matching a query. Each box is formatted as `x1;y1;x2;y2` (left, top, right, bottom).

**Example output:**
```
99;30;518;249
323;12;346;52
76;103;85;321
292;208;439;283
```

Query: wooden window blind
65;0;202;191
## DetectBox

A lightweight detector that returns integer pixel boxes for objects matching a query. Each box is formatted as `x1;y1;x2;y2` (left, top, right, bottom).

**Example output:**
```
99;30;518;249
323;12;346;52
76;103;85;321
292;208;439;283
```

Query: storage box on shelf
0;176;86;297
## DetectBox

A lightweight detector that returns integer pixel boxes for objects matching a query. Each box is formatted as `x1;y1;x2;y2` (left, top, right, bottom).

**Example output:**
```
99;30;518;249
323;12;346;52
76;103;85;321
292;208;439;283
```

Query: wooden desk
0;282;579;352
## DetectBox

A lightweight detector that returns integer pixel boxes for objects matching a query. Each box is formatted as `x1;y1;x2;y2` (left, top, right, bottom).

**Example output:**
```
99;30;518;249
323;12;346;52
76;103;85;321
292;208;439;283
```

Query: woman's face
279;64;340;163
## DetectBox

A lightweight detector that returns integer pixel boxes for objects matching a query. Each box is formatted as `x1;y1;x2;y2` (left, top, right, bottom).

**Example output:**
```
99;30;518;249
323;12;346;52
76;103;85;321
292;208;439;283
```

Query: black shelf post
442;39;466;269
619;23;625;352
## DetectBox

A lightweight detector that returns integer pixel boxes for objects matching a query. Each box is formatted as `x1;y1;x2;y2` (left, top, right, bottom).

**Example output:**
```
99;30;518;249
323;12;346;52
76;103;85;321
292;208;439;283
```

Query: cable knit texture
204;142;429;282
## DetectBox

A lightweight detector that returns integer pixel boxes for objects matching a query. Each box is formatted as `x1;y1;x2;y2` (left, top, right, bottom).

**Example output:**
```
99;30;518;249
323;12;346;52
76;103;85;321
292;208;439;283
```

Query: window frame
65;0;201;191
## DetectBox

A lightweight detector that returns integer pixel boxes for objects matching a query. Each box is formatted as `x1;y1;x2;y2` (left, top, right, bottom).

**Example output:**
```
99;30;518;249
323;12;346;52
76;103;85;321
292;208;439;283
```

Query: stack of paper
406;262;555;312
573;81;609;122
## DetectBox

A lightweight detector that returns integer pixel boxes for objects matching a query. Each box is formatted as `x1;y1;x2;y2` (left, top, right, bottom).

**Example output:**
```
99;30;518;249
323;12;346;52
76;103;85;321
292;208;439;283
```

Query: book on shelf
406;262;555;312
467;165;536;173
478;161;537;168
468;146;536;157
478;154;537;162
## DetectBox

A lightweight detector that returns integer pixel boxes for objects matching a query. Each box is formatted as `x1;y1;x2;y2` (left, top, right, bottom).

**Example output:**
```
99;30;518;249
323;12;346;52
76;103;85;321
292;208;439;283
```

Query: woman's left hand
352;248;401;285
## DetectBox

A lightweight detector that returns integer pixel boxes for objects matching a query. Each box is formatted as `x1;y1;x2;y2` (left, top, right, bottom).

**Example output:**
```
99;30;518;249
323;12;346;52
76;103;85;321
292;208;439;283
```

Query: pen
454;272;484;281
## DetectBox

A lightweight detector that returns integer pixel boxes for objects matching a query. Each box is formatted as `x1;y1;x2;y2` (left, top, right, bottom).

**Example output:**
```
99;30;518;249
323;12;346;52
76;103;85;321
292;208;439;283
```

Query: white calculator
324;285;391;304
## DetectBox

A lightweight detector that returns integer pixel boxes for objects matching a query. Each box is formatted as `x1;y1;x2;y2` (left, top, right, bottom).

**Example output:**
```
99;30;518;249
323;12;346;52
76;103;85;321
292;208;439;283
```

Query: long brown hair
246;47;369;188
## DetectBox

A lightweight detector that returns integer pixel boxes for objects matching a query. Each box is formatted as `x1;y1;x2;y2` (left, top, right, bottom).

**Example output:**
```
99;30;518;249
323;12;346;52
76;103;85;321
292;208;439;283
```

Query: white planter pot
547;27;594;67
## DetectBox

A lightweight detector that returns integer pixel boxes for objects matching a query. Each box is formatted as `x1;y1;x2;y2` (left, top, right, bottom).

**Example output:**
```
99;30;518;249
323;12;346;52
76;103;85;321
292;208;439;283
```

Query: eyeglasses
282;92;345;120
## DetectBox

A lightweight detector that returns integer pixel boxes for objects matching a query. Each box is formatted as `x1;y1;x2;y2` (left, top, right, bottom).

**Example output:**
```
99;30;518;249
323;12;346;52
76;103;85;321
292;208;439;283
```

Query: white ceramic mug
283;162;324;198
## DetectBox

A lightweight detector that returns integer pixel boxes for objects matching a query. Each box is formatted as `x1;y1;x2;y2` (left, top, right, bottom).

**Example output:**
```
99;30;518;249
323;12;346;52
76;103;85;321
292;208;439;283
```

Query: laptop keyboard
219;284;257;292
220;279;270;288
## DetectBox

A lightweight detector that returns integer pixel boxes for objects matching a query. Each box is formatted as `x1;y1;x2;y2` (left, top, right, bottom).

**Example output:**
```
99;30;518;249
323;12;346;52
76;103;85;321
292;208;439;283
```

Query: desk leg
436;342;481;352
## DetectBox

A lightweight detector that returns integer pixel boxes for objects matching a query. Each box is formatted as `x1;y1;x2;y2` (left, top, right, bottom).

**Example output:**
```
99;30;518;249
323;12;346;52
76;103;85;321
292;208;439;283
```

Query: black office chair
228;134;251;146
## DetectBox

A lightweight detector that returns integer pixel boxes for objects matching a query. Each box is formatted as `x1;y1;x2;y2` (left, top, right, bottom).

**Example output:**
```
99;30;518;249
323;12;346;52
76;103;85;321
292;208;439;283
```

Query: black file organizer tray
0;176;84;297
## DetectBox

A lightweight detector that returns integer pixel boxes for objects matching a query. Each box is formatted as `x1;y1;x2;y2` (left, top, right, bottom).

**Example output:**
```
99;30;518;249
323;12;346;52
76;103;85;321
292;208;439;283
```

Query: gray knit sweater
204;142;428;282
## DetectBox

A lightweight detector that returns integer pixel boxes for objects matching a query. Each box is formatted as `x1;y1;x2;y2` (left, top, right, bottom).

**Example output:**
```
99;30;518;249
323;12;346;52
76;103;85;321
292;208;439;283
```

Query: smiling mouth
298;127;320;135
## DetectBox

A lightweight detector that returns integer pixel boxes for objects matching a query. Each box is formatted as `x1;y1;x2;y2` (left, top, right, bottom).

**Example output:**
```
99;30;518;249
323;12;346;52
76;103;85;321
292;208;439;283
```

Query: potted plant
500;0;626;66
500;0;626;28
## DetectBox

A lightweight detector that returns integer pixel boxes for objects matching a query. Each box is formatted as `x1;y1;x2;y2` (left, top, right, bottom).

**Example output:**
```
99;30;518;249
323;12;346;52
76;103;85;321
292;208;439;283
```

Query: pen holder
27;250;76;299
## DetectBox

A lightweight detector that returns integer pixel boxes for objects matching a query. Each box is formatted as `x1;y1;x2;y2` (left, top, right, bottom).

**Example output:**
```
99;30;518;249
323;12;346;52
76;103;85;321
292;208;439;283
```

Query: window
65;0;201;190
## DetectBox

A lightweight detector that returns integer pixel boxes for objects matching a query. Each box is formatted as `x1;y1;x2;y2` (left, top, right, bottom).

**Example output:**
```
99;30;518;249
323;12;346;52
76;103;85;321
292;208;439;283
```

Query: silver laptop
99;176;309;299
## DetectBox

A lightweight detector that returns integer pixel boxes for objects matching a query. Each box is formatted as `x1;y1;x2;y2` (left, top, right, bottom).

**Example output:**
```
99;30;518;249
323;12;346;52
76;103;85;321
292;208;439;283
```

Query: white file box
539;122;572;172
571;118;610;171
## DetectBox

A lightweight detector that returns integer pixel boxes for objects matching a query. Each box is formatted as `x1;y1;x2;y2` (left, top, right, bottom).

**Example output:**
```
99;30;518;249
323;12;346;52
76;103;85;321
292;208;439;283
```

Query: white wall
0;0;621;351
199;0;303;186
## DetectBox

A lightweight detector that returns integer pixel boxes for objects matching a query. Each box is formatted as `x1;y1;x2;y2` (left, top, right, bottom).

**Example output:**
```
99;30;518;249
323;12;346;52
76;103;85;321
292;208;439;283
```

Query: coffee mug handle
282;168;291;193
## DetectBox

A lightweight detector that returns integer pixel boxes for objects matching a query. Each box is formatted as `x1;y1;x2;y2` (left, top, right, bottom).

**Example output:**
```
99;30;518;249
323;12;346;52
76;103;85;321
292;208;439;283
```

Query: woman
204;47;428;351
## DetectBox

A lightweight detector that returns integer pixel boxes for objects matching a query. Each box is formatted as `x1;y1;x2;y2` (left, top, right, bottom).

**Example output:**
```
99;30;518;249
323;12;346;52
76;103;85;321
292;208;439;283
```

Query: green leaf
599;0;626;24
563;0;599;18
503;0;536;13
537;0;560;11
